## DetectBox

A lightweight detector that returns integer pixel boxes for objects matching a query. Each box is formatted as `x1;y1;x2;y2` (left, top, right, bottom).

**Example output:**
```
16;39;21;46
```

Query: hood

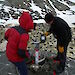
19;11;34;32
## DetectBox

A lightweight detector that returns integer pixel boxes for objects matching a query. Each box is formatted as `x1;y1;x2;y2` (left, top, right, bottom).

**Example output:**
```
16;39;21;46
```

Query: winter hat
19;11;34;32
44;12;54;23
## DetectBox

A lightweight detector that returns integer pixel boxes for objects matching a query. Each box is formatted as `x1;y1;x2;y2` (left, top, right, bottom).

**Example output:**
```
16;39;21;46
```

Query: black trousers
12;60;28;75
56;40;69;69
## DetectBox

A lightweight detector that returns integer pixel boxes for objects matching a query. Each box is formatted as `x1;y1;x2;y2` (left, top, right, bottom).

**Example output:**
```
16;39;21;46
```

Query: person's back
5;26;29;62
49;17;72;46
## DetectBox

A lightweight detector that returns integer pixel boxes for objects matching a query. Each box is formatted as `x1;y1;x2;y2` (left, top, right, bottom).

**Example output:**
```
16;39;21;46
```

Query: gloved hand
58;46;64;53
44;32;49;36
25;50;35;64
25;51;31;59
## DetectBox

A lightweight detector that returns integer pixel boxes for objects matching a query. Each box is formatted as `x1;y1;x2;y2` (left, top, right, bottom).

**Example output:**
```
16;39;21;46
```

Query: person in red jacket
5;11;34;75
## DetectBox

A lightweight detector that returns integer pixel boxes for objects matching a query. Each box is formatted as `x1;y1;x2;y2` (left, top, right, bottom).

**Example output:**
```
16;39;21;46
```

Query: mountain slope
0;0;75;25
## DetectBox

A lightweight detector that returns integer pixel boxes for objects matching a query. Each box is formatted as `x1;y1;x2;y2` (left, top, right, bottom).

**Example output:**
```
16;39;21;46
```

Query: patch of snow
62;10;73;15
45;5;50;10
23;1;26;5
0;4;3;6
57;0;75;12
48;0;63;16
5;19;19;26
30;1;45;18
69;0;75;3
0;19;6;26
47;0;75;27
0;0;5;1
57;14;75;27
34;19;45;23
30;2;42;13
58;0;70;7
0;19;6;23
14;11;20;14
12;7;18;11
70;6;75;11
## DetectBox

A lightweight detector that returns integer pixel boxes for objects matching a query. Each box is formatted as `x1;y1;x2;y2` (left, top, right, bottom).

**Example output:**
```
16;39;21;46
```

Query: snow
58;0;70;7
58;0;75;3
69;0;75;3
19;1;75;27
70;6;75;11
0;0;75;28
3;6;11;13
0;0;5;1
57;14;75;27
57;0;75;12
47;0;75;27
0;19;6;26
5;19;19;26
30;1;44;18
0;19;6;23
34;19;45;23
45;5;50;10
0;0;75;54
0;19;19;26
30;2;42;14
61;10;72;15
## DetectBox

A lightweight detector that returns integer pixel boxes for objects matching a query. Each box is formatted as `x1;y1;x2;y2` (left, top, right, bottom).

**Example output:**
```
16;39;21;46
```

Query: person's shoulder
54;17;67;23
54;17;63;20
21;33;29;41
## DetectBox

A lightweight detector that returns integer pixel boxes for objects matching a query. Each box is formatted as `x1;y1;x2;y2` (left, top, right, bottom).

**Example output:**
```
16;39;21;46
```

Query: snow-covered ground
0;0;5;1
69;0;75;3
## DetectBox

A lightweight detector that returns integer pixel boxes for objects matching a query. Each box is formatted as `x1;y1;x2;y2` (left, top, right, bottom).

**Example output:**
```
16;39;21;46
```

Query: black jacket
48;17;72;46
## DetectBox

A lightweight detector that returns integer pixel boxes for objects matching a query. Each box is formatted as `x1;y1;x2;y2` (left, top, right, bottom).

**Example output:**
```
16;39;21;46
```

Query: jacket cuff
4;36;8;41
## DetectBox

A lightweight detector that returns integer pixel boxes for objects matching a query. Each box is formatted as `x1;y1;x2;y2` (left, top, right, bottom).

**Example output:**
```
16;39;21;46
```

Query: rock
0;41;7;52
70;51;74;54
69;47;73;49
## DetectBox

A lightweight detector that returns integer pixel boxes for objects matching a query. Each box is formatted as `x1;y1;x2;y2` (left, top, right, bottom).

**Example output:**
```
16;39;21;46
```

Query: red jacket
5;12;34;62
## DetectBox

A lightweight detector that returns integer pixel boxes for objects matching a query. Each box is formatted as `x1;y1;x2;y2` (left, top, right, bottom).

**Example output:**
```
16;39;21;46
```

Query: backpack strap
12;26;27;34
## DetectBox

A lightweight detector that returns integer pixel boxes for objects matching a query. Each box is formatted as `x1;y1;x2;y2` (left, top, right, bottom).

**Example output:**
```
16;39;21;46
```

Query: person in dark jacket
44;12;72;74
5;11;34;75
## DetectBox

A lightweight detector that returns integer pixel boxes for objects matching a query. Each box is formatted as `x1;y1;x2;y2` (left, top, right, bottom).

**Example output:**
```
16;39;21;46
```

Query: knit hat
19;11;34;32
44;12;54;23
